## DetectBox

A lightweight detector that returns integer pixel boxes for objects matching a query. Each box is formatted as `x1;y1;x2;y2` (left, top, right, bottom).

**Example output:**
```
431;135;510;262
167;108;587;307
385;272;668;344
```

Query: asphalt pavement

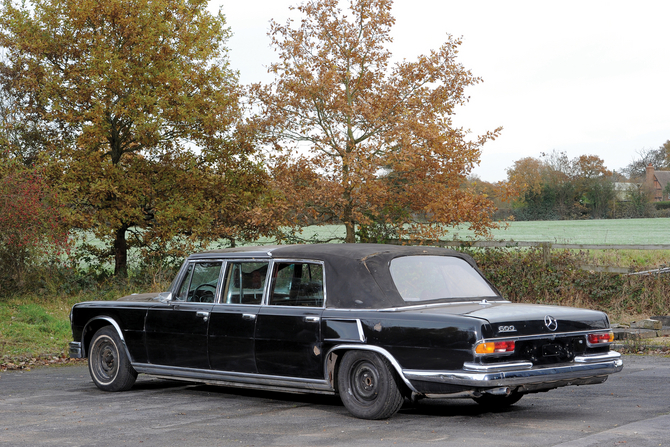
0;355;669;446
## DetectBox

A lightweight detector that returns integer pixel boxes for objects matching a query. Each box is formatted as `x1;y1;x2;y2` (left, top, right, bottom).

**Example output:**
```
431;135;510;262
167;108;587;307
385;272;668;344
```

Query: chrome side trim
326;344;418;393
322;318;366;343
132;363;334;394
463;361;533;372
81;316;130;359
378;300;510;312
403;352;623;388
356;319;366;342
85;316;126;342
480;329;612;343
574;351;622;363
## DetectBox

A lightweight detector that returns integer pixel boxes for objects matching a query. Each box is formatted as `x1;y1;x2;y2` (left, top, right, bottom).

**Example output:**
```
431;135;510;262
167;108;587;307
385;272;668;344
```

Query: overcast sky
214;0;670;182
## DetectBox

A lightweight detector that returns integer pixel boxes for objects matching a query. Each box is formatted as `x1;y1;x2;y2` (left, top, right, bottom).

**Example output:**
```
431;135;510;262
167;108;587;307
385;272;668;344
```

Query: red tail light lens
475;341;516;354
587;332;614;345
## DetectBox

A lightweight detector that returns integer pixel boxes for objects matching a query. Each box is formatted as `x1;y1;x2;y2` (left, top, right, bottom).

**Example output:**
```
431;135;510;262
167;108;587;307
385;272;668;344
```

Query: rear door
254;261;325;379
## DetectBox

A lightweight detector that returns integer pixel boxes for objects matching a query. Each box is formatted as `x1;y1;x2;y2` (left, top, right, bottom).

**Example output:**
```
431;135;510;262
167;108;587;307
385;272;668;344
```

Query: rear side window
390;256;497;302
269;262;324;307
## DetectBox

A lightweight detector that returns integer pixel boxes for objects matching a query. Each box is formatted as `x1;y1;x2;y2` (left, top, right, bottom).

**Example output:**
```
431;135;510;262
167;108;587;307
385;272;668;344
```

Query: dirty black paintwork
70;244;620;404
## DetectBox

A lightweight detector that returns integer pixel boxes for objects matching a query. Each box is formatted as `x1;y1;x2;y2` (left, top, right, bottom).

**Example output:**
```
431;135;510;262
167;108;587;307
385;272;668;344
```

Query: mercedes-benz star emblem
544;315;558;331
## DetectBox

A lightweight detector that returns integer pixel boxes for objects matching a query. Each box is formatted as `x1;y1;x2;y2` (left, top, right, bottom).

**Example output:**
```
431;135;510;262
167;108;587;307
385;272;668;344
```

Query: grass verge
1;275;169;370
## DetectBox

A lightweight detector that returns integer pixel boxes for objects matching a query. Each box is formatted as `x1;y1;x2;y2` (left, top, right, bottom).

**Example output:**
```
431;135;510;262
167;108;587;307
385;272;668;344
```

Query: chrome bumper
403;351;623;388
69;342;82;359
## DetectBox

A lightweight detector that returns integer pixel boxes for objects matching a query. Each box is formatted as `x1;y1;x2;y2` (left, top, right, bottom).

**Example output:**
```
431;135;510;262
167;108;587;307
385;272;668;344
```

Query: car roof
188;244;498;309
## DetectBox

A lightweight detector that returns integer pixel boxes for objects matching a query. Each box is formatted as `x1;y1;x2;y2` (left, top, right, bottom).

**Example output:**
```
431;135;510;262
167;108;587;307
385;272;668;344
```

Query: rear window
389;255;498;302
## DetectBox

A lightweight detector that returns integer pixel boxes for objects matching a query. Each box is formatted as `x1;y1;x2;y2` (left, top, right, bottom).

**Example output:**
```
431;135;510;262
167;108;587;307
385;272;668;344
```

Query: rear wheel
337;350;404;420
473;391;523;411
88;326;137;392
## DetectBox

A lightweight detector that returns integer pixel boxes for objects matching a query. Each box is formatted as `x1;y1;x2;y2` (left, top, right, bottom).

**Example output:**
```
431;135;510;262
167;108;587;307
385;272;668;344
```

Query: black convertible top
191;244;499;309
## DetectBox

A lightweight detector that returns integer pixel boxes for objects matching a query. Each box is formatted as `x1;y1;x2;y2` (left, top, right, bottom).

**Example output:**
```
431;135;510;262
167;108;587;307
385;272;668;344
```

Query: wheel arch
325;344;417;394
82;317;131;361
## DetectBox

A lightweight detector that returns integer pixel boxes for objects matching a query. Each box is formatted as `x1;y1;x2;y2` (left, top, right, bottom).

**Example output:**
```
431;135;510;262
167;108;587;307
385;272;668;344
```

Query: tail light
587;331;614;346
475;340;515;354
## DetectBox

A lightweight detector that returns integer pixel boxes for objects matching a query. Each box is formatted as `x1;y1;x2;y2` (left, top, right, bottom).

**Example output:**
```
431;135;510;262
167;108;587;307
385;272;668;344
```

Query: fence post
541;242;552;264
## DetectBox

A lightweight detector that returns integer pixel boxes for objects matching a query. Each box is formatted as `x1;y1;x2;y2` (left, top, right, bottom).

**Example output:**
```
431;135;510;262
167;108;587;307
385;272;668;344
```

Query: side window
270;262;324;307
174;262;222;303
175;264;194;301
222;262;269;305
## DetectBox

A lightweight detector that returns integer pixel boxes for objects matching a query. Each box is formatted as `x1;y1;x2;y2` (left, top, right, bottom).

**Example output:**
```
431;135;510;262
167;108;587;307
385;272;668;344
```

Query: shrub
0;159;70;293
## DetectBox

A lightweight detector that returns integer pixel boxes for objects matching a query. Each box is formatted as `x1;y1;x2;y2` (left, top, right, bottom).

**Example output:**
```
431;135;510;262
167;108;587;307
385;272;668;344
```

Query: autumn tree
506;151;614;220
0;0;273;276
506;157;544;199
572;155;614;218
253;0;500;243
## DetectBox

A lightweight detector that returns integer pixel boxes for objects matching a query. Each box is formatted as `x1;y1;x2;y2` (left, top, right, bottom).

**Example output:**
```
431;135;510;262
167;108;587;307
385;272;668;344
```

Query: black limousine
69;244;623;419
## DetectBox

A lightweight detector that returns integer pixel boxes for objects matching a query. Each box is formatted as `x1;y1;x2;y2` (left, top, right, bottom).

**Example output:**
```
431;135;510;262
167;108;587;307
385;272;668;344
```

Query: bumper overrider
69;342;82;359
403;351;623;390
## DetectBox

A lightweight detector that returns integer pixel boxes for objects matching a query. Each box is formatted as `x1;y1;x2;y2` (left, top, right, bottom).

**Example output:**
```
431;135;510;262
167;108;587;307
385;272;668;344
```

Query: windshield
389;255;498;302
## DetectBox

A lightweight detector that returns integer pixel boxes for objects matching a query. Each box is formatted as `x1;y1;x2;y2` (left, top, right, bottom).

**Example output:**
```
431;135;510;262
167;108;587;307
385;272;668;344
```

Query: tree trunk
344;221;356;243
114;225;129;277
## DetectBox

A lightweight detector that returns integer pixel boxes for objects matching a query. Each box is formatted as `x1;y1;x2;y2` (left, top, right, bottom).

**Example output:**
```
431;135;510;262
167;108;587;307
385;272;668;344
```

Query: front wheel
473;391;523;411
88;326;137;392
337;350;404;420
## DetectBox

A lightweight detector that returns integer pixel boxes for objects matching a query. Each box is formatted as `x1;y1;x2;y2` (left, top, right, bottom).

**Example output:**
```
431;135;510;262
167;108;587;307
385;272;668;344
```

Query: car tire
88;326;137;392
337;350;404;420
473;391;523;411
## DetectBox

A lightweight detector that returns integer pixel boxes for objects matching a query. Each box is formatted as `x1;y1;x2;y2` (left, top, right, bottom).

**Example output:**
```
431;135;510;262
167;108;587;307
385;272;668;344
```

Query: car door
207;260;269;373
145;260;222;369
254;261;325;379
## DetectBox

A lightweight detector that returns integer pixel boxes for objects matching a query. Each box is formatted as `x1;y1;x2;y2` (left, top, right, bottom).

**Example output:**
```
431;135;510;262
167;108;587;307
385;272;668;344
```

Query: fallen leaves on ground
1;354;86;371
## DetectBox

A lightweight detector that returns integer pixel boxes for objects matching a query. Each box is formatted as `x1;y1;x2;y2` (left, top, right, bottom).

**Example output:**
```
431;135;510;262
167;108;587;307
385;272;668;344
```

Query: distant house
646;163;670;201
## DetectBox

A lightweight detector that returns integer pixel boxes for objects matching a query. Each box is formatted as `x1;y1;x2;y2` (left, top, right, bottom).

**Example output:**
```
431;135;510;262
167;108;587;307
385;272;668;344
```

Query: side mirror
156;292;173;304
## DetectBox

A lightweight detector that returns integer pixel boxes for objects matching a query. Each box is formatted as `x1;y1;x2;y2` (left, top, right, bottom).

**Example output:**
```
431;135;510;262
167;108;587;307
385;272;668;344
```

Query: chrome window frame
172;260;225;303
215;259;271;306
266;259;327;309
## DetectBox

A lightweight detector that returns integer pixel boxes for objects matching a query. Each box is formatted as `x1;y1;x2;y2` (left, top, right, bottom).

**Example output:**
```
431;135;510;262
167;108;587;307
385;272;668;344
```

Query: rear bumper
403;351;623;388
69;342;82;359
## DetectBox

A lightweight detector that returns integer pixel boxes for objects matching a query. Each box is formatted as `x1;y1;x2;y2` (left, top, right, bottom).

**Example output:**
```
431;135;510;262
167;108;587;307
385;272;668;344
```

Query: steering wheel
192;284;216;302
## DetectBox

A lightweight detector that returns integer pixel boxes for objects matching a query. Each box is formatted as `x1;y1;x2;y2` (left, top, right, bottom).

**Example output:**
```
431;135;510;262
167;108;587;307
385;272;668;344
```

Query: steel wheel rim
350;360;380;403
92;336;118;385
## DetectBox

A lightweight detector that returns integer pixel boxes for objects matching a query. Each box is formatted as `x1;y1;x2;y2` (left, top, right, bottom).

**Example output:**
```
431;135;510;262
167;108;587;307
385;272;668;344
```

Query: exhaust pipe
481;387;511;396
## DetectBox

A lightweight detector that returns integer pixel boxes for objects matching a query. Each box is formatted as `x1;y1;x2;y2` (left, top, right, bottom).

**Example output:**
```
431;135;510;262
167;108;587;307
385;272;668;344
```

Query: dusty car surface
69;244;623;419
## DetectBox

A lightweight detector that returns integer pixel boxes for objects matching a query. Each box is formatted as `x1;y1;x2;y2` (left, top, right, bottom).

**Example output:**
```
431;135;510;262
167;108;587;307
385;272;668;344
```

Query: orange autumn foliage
252;0;501;243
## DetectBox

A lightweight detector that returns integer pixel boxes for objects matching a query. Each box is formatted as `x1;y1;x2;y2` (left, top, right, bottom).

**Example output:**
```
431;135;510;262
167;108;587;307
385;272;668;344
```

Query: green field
454;218;670;245
261;218;670;246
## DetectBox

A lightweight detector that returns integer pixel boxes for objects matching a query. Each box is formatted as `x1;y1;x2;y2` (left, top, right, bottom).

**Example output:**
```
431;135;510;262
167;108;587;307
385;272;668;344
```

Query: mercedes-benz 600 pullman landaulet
69;244;623;419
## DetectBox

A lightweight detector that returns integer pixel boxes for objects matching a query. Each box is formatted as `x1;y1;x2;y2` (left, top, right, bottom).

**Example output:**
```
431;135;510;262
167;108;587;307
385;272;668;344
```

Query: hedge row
467;248;670;319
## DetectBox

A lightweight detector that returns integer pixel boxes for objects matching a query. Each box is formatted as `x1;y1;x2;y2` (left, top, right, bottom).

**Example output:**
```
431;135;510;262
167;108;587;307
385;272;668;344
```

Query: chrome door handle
304;316;320;323
242;313;256;321
196;311;210;322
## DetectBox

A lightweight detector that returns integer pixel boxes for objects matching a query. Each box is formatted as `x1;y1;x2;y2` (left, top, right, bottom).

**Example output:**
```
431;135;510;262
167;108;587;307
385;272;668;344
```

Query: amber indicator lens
475;341;515;354
587;332;614;344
